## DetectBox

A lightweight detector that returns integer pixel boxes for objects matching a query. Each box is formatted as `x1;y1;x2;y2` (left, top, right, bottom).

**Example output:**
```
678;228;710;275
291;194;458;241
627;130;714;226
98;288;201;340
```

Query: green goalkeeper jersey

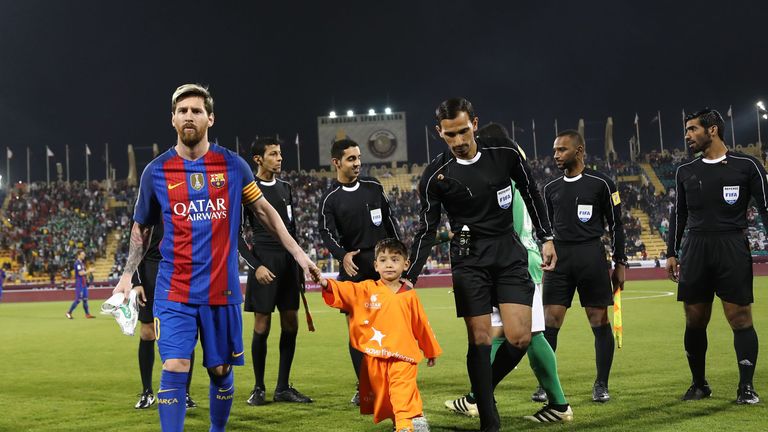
512;181;543;284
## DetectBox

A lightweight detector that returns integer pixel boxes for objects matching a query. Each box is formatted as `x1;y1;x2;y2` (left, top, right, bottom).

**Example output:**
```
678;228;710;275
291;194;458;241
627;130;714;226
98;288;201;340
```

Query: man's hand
611;263;626;293
134;285;147;307
666;257;679;282
343;250;360;277
113;274;133;303
255;265;276;285
540;240;557;271
427;358;436;367
293;252;321;283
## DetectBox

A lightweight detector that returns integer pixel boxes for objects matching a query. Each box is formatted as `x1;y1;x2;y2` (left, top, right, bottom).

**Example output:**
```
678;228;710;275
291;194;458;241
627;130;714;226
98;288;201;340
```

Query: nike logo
168;181;185;190
232;351;244;358
219;385;234;393
157;388;178;394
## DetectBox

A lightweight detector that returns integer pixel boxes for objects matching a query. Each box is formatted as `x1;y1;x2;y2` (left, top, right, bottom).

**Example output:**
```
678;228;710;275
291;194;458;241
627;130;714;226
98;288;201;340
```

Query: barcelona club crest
210;173;226;189
190;173;205;191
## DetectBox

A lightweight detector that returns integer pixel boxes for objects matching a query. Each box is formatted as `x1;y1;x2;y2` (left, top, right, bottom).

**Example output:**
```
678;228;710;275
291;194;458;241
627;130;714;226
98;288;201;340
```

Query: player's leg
682;302;713;399
723;301;759;404
585;306;613;402
185;349;196;408
389;361;426;432
82;286;93;317
273;258;312;402
199;304;244;432
136;322;157;409
154;300;197;432
66;287;82;318
244;265;274;406
492;302;532;389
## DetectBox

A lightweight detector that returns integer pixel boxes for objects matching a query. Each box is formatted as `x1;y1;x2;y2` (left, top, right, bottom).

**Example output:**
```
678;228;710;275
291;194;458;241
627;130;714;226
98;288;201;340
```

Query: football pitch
1;278;766;431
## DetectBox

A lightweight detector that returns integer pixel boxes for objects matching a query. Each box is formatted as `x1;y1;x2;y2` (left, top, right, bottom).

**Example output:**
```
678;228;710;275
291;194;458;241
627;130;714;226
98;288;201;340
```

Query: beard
179;126;203;147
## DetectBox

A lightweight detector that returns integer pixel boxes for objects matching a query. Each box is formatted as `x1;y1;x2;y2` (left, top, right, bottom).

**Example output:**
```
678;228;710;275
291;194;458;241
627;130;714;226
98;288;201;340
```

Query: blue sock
158;370;188;432
67;300;79;314
209;368;234;432
82;299;90;315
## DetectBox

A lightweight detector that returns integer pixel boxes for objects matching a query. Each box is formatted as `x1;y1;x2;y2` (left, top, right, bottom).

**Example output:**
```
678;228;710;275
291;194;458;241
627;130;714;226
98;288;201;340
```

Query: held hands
666;257;679;283
540;241;557;271
611;263;626;293
343;250;360;276
112;274;133;304
427;358;436;367
255;265;276;285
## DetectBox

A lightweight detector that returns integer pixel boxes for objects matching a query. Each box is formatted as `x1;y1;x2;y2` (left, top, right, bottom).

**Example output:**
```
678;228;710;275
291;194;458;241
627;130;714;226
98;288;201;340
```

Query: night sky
1;0;767;182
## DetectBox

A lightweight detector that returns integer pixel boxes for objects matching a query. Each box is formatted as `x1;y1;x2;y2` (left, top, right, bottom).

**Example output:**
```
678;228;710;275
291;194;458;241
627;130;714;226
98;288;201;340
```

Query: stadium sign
317;112;408;165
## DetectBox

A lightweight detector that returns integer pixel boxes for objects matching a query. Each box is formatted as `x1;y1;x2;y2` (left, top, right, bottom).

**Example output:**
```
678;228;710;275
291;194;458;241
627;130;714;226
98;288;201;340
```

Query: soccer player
666;108;765;404
541;129;626;402
132;223;197;410
321;238;441;432
405;98;556;432
318;138;400;404
0;265;5;302
66;250;95;319
240;136;312;406
444;123;572;423
113;84;320;432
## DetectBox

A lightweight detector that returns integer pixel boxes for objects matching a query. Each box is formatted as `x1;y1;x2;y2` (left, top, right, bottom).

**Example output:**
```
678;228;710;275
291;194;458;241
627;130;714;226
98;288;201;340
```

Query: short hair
686;108;725;140
251;136;282;159
556;129;585;148
171;83;214;114
331;138;359;160
435;98;475;123
477;122;510;139
76;249;85;257
374;238;408;259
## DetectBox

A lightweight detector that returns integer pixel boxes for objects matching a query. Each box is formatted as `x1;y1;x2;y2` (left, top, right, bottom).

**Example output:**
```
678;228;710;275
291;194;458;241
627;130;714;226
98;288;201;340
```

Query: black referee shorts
137;260;158;324
450;232;534;318
678;231;753;305
542;239;613;308
244;249;302;314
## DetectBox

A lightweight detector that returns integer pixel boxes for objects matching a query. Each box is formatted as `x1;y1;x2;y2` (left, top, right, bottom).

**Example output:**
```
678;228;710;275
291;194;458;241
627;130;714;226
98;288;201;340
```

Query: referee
405;98;555;432
132;223;196;409
241;137;312;406
541;129;626;403
318;137;400;405
666;109;764;404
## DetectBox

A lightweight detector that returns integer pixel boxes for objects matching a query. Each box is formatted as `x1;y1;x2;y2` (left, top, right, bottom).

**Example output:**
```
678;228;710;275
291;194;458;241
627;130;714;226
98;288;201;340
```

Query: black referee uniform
667;153;768;304
667;150;768;402
405;134;553;431
318;176;399;281
405;138;553;314
542;167;626;309
242;177;302;314
132;223;163;324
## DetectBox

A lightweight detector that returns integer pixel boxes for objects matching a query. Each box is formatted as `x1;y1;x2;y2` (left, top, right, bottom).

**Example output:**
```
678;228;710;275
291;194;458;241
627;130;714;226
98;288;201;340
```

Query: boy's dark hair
686;108;725;140
331;138;359;160
374;238;408;259
435;97;475;123
477;122;510;139
251;136;282;159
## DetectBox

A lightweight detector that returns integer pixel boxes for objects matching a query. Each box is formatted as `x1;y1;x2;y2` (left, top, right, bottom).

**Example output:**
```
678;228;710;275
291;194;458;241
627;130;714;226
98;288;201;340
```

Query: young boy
321;238;441;432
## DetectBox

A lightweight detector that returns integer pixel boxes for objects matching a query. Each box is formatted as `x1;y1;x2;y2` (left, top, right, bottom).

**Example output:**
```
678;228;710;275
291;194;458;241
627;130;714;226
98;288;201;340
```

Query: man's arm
747;155;768;222
317;189;348;260
506;144;553;242
601;177;627;265
113;222;152;297
247;198;320;280
404;165;443;284
666;166;688;282
379;183;400;240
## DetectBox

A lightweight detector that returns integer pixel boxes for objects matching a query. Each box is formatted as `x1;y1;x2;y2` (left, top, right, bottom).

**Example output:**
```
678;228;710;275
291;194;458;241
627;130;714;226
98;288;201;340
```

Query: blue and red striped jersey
133;143;262;305
73;259;86;288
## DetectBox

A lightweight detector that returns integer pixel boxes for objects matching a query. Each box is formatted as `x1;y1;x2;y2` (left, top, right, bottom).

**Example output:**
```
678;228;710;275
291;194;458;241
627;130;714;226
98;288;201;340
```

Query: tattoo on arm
123;223;151;276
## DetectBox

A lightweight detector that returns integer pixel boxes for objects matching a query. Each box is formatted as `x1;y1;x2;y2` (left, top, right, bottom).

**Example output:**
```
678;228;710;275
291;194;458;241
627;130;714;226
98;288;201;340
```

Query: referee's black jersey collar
256;176;277;186
455;150;482;165
338;179;360;192
701;153;727;164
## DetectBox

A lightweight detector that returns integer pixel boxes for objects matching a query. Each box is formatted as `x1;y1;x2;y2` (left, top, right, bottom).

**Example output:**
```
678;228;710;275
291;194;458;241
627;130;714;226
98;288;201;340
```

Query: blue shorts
153;300;245;368
75;285;88;300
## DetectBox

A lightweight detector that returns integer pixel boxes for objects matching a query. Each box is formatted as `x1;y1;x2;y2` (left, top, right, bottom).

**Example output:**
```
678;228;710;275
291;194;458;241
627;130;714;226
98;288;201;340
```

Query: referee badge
577;204;593;222
723;186;739;205
370;208;383;226
497;185;513;209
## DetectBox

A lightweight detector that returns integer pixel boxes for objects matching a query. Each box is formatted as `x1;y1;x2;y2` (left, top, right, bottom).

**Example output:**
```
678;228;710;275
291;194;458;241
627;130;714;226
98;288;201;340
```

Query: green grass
1;278;766;431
